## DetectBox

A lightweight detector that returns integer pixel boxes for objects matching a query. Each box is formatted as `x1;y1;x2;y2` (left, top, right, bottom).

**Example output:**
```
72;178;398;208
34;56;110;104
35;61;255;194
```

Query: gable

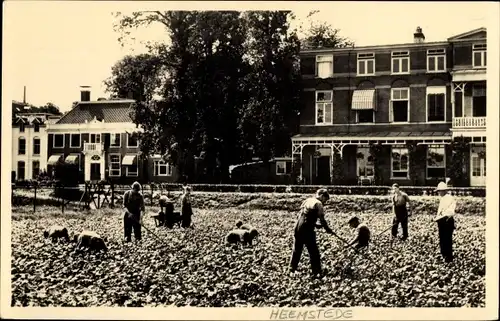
448;28;486;41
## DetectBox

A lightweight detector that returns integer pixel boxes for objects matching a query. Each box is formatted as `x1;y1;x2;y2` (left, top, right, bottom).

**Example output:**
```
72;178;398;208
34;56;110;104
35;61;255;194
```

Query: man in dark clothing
290;188;334;277
123;181;145;242
346;216;371;250
181;186;193;228
391;183;411;242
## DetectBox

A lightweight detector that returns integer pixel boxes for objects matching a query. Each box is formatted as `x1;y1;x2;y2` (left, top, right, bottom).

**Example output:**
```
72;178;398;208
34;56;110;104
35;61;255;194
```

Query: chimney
80;86;91;102
414;26;425;43
23;86;26;104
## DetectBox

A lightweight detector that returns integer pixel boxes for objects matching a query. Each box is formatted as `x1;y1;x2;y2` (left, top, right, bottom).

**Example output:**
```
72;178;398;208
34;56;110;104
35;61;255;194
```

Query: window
70;134;81;148
427;146;446;179
17;161;25;180
126;164;138;177
276;160;292;175
34;123;40;132
316;91;333;125
33;138;40;155
473;44;486;68
53;134;64;148
90;134;101;144
19;122;25;132
472;84;486;117
18;137;26;155
427;86;446;122
390;88;409;123
391;147;409;179
357;53;375;76
110;133;121;147
154;160;172;176
127;133;139;148
32;161;40;178
316;55;333;78
427;49;446;72
356;110;374;123
109;154;121;177
357;147;374;177
391;51;410;74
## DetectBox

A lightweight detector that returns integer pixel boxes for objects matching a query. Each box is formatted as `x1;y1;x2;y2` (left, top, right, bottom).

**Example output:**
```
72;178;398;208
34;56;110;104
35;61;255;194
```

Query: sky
3;1;497;112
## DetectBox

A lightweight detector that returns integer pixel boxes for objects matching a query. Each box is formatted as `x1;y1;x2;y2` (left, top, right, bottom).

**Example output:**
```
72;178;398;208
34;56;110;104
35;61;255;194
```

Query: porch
451;71;486;132
292;133;452;186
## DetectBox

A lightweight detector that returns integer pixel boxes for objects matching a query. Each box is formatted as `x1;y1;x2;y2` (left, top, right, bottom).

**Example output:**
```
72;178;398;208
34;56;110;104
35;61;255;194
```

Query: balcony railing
83;142;103;154
453;117;486;129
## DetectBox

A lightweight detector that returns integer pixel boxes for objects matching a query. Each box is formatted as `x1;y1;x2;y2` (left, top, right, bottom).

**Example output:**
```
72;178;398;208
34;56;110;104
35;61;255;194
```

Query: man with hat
434;181;456;263
289;188;334;277
123;181;146;242
391;183;411;242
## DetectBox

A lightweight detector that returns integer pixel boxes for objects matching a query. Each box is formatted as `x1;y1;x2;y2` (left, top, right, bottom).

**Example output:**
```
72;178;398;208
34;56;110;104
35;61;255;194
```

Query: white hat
435;182;449;191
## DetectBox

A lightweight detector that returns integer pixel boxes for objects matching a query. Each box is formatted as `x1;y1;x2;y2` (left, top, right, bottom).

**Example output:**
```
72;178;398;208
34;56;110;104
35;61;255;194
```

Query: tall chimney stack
80;86;91;102
23;86;26;104
414;26;425;43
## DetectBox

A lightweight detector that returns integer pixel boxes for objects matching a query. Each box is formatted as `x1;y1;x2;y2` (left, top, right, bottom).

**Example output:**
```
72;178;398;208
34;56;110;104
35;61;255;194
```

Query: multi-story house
448;28;487;187
46;88;178;184
292;27;487;187
12;106;61;181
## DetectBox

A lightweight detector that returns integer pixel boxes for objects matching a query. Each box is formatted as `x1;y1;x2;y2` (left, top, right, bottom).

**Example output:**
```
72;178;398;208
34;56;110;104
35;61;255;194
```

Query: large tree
239;11;302;177
113;11;249;183
300;11;354;49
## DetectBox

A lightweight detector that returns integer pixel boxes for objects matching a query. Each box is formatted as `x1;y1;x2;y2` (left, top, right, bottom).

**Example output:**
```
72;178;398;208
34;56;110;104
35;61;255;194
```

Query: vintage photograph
2;1;497;316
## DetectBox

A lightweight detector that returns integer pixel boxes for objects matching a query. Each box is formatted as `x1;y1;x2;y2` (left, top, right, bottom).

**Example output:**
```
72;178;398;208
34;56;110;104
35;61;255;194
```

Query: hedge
12;181;486;197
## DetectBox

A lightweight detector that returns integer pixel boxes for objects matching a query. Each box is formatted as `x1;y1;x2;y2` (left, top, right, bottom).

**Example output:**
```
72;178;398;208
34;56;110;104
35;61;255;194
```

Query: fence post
111;183;115;208
151;184;154;206
61;185;65;214
33;183;37;213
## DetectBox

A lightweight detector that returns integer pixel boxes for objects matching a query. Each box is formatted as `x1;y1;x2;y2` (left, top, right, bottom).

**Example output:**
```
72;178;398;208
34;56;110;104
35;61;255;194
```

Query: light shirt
435;193;456;221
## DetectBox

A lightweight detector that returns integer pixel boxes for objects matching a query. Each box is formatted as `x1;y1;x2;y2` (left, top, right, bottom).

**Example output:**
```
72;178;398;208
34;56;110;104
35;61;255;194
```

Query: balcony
453;117;486;129
83;142;103;155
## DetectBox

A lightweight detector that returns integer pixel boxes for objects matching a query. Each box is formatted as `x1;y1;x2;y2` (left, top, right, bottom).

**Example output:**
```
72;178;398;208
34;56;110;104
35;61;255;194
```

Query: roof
447;27;486;41
56;100;135;124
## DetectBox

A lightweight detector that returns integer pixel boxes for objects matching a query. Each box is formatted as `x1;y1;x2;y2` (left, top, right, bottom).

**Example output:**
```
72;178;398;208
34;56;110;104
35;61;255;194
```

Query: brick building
46;88;179;184
292;27;486;187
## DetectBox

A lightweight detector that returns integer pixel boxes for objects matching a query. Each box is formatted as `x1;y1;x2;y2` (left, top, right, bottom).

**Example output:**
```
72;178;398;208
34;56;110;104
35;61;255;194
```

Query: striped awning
351;89;376;110
47;154;63;165
65;154;79;165
122;154;137;166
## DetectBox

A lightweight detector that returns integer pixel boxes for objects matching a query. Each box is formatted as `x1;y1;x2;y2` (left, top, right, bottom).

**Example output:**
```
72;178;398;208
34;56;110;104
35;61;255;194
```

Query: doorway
90;163;101;181
315;156;331;185
470;145;486;186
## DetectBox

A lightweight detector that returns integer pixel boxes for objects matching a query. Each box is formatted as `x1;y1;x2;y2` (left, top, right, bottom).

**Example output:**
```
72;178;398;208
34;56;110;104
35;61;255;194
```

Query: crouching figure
74;230;108;252
235;221;260;245
225;229;252;247
43;225;70;243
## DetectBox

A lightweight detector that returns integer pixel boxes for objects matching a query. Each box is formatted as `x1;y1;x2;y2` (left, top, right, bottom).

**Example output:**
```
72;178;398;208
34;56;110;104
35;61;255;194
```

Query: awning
47;154;63;165
122;154;137;166
351;89;376;110
65;154;79;165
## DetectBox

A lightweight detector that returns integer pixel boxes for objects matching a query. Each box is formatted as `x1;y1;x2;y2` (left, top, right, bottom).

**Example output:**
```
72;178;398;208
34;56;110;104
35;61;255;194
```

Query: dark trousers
181;215;192;228
124;213;142;241
290;230;321;275
437;217;455;262
392;206;409;240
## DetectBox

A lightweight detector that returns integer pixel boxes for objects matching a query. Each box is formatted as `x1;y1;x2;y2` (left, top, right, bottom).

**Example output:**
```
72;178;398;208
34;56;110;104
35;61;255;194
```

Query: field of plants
10;193;486;307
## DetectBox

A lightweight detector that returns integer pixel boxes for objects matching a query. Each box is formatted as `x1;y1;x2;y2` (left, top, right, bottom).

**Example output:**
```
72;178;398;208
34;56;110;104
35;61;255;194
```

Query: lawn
10;194;485;307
